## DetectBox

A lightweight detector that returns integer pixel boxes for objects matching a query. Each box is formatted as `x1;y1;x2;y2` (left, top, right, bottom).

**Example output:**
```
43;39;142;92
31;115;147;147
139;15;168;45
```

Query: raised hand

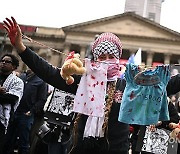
3;17;26;52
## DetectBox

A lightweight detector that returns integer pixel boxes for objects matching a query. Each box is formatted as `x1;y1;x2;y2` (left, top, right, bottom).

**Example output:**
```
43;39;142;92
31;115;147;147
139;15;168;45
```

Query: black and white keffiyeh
0;72;24;128
93;41;120;60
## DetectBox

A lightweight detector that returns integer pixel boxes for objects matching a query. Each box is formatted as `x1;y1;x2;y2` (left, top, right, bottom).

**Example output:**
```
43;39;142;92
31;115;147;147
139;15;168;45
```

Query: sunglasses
0;59;13;64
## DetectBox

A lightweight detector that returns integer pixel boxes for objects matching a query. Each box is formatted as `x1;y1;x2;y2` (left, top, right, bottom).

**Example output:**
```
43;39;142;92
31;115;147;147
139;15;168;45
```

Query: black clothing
0;93;18;105
167;74;180;154
0;73;8;85
0;122;5;154
167;74;180;96
159;102;180;130
16;72;48;114
20;48;79;95
19;47;129;154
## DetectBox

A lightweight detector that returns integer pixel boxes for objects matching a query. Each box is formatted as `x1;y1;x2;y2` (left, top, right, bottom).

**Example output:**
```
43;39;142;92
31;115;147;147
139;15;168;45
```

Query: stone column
164;53;171;64
50;53;61;66
146;52;154;66
61;44;71;66
38;48;50;59
80;45;86;59
129;49;136;56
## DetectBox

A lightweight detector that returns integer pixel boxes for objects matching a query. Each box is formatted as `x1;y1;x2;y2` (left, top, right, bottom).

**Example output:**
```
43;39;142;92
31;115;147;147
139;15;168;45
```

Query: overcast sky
0;0;180;32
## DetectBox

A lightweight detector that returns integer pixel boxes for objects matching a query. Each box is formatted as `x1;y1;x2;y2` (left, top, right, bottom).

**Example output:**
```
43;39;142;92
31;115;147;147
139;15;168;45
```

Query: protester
3;68;48;154
0;53;24;154
166;74;180;153
3;17;129;154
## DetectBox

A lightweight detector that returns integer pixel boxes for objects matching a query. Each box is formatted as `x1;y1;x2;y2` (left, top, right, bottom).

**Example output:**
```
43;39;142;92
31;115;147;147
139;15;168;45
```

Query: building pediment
63;12;180;41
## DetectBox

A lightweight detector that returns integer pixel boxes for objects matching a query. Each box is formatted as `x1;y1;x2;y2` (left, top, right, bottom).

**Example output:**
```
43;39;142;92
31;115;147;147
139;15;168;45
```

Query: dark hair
1;53;19;69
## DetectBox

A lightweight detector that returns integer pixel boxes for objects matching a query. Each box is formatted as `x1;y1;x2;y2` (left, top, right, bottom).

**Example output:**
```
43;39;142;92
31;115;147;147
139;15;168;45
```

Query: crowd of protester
0;17;180;154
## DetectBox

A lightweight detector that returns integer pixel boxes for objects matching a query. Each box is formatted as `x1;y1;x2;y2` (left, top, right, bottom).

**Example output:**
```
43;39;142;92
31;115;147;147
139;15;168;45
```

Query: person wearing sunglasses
0;53;24;154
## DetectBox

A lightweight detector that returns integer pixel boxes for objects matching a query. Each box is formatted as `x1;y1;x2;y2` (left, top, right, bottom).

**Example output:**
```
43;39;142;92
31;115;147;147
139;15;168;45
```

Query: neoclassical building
1;12;180;72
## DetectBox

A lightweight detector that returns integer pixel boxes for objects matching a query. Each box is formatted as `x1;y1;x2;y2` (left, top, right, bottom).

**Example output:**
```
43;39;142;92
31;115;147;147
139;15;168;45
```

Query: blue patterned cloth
118;63;170;125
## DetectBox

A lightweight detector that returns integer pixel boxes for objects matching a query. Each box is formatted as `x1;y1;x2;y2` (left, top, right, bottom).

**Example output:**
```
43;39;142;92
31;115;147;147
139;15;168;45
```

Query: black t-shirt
0;73;8;86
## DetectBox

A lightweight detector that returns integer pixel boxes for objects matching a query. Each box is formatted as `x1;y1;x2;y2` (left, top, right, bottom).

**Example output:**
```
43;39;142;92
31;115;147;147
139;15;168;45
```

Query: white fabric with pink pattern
73;58;108;117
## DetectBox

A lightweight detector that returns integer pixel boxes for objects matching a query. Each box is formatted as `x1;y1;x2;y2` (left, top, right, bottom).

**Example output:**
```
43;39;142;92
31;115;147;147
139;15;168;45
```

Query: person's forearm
17;43;26;53
0;93;18;105
19;47;62;85
19;47;79;94
167;74;180;96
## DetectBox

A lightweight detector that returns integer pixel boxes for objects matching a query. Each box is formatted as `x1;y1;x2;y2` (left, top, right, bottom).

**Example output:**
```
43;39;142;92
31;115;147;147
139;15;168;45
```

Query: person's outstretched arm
167;74;180;96
19;47;79;94
3;17;79;94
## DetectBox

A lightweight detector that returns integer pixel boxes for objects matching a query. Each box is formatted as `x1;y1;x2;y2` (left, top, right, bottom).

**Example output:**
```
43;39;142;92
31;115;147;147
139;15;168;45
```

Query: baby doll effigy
60;51;86;85
169;122;180;140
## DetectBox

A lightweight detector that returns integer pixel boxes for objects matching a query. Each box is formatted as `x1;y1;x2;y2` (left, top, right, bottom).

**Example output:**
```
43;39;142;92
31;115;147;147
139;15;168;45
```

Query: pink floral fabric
73;59;108;117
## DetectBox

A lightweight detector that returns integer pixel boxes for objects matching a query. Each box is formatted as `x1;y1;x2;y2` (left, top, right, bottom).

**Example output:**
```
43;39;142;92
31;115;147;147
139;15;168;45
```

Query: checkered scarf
0;72;24;128
92;32;122;60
